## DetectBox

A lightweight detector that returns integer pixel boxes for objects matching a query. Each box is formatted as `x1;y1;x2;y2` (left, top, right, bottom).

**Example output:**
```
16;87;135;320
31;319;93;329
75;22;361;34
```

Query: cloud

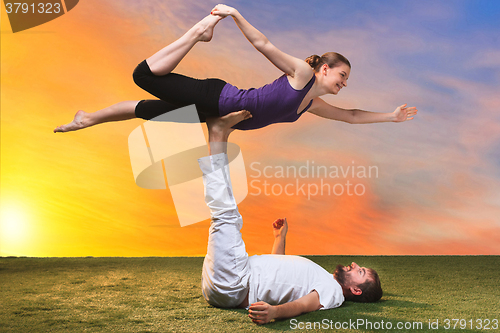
469;49;500;69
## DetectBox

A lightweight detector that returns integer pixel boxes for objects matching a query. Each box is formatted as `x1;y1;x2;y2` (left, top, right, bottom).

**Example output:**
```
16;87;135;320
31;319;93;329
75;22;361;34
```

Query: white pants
198;153;250;308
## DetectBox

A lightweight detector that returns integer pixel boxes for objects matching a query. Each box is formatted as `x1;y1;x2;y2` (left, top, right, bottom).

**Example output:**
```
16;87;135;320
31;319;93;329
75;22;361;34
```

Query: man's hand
272;218;288;238
248;301;277;325
271;218;288;255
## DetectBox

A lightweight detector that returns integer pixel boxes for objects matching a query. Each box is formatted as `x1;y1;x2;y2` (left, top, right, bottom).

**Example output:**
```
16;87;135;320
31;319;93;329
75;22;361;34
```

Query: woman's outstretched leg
147;14;224;76
53;101;139;133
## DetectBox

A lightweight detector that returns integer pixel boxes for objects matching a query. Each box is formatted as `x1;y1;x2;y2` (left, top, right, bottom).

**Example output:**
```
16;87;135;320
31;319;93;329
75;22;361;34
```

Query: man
200;111;382;325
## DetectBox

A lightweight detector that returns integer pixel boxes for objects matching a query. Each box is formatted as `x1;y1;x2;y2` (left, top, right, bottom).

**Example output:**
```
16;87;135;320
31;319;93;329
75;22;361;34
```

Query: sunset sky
1;0;499;257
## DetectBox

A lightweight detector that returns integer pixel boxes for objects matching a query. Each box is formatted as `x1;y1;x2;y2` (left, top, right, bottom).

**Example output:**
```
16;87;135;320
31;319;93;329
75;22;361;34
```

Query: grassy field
0;256;498;332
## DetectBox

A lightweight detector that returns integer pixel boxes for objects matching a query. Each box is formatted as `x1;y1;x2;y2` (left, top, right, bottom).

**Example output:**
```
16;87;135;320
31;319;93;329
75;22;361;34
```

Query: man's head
333;262;382;303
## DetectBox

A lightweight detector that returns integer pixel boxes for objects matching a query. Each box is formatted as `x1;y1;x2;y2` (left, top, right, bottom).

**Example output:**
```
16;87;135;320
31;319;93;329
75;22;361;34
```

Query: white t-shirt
247;255;344;310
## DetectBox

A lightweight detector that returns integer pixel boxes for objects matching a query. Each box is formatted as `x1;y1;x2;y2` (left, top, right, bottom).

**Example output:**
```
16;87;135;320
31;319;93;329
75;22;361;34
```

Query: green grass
0;256;498;332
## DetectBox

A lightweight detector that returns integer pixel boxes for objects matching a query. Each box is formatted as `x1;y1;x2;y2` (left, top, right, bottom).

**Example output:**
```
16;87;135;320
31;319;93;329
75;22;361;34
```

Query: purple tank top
218;74;315;130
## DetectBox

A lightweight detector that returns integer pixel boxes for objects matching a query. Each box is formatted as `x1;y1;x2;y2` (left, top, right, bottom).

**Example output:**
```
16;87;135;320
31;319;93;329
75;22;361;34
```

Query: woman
54;4;417;133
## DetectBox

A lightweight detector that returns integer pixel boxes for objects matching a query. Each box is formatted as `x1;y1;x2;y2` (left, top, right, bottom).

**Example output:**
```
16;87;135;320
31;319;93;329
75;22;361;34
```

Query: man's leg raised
198;111;251;308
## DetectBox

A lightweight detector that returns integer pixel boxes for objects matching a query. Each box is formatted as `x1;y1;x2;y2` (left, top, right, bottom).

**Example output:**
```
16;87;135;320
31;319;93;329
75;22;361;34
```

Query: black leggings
132;60;227;122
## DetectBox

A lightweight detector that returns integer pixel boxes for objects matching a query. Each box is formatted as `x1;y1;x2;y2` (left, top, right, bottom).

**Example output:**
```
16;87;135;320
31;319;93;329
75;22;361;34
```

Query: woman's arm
308;97;418;124
211;4;311;79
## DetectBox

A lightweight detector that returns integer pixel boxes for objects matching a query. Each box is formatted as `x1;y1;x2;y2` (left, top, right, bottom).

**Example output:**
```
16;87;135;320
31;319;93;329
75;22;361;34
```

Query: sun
1;209;25;235
0;205;29;255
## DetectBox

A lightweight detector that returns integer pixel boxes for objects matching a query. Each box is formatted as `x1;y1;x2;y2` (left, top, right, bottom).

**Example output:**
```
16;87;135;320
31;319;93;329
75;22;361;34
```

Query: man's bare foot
207;110;252;142
207;110;251;155
193;14;224;42
54;110;90;133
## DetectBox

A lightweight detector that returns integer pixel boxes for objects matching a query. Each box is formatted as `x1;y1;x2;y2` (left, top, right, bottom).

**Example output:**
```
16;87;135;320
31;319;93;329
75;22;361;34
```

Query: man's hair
346;268;383;303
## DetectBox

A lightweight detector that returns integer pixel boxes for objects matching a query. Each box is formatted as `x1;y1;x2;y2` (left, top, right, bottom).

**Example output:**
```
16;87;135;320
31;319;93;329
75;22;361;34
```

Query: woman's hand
211;4;237;17
272;218;288;239
393;104;418;122
248;301;277;325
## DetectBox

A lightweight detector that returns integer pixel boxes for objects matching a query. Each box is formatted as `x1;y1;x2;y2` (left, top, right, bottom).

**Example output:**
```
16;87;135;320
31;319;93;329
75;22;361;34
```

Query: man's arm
248;291;322;325
271;218;288;255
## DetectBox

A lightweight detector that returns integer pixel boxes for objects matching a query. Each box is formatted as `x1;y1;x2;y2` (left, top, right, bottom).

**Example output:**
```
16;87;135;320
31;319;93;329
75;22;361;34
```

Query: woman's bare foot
207;110;252;142
54;110;90;133
193;14;224;42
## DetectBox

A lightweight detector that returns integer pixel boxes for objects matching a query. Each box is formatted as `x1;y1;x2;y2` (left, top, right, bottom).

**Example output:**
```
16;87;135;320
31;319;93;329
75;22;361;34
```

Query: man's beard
333;264;349;286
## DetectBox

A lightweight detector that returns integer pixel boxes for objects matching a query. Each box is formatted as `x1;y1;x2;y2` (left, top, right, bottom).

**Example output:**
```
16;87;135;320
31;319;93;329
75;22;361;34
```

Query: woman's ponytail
305;52;351;72
305;54;322;70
